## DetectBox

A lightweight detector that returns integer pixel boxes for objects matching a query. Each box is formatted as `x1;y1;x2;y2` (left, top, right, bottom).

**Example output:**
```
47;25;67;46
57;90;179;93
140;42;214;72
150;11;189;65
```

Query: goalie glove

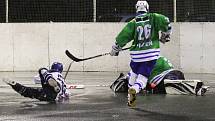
110;43;122;56
160;32;170;44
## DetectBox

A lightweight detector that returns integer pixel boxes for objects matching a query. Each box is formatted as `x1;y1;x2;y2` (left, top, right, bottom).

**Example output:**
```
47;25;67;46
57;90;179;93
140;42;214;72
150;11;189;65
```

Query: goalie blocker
110;70;209;96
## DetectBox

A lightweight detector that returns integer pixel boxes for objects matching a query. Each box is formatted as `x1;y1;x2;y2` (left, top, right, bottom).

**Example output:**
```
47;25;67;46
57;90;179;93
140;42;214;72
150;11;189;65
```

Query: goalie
110;56;208;98
3;62;69;102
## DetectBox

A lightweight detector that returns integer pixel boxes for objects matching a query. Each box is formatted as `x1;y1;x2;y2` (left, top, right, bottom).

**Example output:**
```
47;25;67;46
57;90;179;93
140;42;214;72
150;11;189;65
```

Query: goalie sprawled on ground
110;57;209;96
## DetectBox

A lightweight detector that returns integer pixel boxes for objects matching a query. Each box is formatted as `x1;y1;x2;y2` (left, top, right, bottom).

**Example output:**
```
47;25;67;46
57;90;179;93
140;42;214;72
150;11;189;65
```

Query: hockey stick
164;79;202;83
67;84;110;89
64;61;74;80
65;47;130;62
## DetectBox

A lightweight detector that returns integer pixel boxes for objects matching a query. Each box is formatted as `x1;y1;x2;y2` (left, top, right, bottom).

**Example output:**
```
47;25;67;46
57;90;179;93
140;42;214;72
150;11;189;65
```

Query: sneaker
127;88;136;107
2;78;16;86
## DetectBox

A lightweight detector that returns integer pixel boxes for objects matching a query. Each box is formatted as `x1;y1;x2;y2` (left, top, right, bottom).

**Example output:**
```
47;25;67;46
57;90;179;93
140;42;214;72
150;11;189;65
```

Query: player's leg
128;74;148;107
128;70;137;88
127;60;156;107
4;79;56;102
129;74;148;93
127;67;138;107
127;70;137;107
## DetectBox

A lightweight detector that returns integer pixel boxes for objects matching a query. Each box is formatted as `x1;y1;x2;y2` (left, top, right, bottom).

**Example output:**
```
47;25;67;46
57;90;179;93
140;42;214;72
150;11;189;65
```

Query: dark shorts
130;60;156;78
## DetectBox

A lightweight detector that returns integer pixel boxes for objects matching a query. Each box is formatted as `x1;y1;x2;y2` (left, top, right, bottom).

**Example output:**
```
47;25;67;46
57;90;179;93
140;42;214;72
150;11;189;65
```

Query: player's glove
110;44;122;56
160;32;170;44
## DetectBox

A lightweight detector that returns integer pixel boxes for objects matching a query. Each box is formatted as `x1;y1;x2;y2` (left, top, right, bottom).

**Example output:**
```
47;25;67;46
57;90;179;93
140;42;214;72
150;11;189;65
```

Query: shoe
2;78;16;86
127;88;136;107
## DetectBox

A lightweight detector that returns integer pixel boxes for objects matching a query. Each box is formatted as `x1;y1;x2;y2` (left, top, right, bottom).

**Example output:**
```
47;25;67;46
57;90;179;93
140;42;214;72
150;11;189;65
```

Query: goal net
177;0;215;22
96;0;173;22
0;0;5;22
0;0;214;22
8;0;94;22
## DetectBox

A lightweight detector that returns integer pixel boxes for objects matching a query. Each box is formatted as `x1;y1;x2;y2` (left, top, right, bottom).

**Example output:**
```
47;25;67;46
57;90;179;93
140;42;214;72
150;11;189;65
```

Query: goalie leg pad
164;79;208;96
110;73;128;92
195;82;209;96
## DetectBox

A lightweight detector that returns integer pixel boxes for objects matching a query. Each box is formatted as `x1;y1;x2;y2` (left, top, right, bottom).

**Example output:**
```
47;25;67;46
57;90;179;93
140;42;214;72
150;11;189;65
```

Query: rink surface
0;72;215;121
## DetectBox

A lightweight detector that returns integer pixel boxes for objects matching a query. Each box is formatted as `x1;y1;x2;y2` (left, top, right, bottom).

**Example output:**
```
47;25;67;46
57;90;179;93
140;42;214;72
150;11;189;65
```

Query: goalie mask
51;62;63;73
136;1;149;13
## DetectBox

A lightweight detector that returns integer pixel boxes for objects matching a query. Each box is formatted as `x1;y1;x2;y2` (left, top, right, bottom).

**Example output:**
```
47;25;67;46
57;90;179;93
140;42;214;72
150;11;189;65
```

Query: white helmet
136;1;149;13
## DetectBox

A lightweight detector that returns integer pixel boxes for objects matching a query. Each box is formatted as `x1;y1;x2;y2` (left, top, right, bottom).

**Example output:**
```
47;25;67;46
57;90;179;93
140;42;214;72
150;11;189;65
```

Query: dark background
0;0;214;22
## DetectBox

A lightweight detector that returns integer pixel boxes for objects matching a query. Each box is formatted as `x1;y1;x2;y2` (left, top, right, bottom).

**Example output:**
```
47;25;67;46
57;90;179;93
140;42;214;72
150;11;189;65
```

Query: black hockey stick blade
65;47;130;62
65;50;109;62
65;50;82;62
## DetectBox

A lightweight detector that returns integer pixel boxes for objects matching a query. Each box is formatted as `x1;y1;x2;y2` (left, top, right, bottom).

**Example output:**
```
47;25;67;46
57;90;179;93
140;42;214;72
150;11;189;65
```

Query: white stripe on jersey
131;56;159;62
44;73;52;82
130;48;160;62
150;69;174;85
136;19;149;23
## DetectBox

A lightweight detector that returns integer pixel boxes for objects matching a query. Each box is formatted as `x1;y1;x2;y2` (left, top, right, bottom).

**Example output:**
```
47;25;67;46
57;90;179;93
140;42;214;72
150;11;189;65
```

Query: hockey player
110;0;172;107
110;56;208;96
110;56;173;93
3;62;69;102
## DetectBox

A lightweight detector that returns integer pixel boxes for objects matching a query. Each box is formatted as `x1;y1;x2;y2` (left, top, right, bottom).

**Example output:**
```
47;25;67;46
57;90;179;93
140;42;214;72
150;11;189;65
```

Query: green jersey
116;13;170;62
148;56;174;85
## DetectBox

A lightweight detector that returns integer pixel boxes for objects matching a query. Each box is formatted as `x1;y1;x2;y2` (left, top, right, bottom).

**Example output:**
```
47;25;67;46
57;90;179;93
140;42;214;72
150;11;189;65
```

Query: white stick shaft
64;61;74;80
67;84;85;89
164;79;202;83
66;84;110;89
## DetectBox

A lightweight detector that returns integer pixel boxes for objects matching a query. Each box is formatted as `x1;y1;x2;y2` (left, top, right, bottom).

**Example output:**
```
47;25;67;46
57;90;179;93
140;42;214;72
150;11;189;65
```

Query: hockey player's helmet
51;62;63;73
136;1;149;13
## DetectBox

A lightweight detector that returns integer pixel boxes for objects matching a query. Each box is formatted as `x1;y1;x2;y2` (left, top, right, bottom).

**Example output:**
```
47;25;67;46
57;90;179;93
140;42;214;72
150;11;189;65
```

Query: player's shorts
130;60;156;78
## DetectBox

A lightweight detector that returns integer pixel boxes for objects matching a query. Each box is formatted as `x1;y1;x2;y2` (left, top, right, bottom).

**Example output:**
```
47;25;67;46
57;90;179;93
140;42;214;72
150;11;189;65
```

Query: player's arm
115;20;135;47
38;68;60;92
110;20;135;56
38;68;48;83
155;14;172;44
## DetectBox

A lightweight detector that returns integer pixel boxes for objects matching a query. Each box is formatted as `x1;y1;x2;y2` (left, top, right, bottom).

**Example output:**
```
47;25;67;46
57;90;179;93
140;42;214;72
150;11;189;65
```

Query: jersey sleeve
115;20;135;47
153;13;171;33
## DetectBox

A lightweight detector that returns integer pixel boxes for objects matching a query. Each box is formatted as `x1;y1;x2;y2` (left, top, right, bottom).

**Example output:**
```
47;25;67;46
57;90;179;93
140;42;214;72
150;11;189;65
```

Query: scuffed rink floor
0;72;215;121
